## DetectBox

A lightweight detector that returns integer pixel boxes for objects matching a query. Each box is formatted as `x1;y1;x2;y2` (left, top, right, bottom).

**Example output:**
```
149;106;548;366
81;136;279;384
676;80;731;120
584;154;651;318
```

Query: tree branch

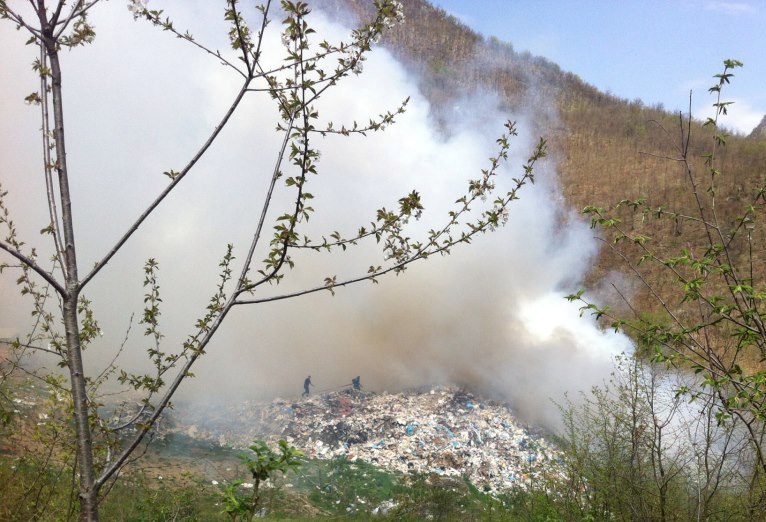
79;80;252;290
0;240;67;296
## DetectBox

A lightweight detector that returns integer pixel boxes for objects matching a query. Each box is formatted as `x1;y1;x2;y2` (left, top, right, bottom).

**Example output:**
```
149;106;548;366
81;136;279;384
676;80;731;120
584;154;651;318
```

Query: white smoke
0;1;631;432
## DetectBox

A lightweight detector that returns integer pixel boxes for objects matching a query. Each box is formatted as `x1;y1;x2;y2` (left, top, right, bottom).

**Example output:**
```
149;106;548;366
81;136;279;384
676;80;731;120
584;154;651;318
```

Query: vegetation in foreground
3;397;765;522
0;446;531;521
2;444;763;521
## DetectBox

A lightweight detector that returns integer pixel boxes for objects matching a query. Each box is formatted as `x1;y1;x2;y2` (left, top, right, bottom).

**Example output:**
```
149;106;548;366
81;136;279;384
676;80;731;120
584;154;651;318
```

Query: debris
172;386;561;491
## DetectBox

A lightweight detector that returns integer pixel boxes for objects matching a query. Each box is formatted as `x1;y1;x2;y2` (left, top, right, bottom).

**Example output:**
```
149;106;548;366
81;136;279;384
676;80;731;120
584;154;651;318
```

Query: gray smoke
0;1;631;431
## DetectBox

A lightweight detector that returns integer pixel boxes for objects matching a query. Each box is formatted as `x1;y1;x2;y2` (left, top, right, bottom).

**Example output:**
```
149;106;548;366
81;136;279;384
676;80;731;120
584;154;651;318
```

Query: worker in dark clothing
352;376;361;390
302;375;313;396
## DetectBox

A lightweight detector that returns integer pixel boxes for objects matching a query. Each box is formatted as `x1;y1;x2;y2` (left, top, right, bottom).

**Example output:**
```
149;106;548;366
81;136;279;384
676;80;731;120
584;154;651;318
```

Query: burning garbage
171;386;561;492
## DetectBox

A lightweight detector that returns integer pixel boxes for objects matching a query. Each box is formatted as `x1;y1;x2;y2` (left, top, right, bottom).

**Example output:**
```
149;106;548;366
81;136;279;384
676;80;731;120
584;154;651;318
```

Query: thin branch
79;80;252;290
234;260;408;305
4;341;62;358
251;0;272;65
49;0;66;27
238;125;537;302
234;117;296;294
638;151;685;162
228;0;252;74
2;7;44;38
53;0;101;39
108;404;148;432
0;240;67;295
38;44;68;276
139;7;247;79
89;313;133;395
95;303;233;489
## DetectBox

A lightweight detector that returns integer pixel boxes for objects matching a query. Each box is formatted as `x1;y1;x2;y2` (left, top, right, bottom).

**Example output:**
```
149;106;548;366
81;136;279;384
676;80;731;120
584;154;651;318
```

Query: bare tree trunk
42;17;100;521
63;296;99;521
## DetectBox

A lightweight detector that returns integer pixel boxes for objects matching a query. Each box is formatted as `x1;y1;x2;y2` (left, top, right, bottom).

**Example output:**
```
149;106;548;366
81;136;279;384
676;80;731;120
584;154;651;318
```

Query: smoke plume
0;1;631;431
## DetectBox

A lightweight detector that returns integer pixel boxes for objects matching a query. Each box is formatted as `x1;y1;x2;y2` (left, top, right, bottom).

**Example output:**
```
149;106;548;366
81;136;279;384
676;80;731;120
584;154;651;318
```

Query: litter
171;386;561;492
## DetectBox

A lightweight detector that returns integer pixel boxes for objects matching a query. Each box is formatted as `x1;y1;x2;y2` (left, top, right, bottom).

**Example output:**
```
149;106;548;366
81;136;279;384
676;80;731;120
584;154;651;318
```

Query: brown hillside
751;115;766;139
319;0;766;323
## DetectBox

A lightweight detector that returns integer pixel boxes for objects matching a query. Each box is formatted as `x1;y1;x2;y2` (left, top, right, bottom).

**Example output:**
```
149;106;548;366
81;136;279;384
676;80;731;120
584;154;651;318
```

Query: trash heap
172;386;562;492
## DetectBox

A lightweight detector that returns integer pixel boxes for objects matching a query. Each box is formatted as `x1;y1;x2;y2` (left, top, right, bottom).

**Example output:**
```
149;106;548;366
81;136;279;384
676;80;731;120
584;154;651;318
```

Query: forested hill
319;0;766;314
751;115;766;139
319;0;600;128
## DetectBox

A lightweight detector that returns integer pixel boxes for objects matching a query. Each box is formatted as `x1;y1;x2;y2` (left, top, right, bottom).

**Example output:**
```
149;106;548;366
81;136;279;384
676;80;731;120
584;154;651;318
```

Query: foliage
0;456;74;521
554;356;758;521
389;474;482;521
295;456;399;514
219;439;304;520
0;453;220;522
565;60;766;521
100;473;220;522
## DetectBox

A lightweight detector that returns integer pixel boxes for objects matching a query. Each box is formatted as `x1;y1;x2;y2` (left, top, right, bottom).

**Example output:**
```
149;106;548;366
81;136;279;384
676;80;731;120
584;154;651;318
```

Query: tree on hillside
0;1;545;519
568;60;766;518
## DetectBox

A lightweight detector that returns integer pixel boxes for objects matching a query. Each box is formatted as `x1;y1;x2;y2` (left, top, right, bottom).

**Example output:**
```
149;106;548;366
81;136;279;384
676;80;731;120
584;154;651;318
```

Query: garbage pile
172;386;562;492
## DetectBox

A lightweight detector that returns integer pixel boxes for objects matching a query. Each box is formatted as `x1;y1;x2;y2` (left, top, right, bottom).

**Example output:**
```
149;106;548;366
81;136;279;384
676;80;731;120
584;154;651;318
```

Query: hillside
320;0;766;321
751;115;766;139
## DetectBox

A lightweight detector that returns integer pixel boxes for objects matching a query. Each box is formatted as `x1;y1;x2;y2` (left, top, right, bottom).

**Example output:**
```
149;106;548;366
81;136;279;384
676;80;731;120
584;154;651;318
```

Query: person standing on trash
352;376;361;390
302;375;313;396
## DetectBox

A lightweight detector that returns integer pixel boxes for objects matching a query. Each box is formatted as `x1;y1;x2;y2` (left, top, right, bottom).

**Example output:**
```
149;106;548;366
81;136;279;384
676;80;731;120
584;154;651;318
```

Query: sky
430;0;766;135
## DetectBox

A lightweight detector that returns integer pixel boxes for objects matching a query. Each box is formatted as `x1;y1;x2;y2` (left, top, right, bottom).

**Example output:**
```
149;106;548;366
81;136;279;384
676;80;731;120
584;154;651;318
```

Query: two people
301;375;362;396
